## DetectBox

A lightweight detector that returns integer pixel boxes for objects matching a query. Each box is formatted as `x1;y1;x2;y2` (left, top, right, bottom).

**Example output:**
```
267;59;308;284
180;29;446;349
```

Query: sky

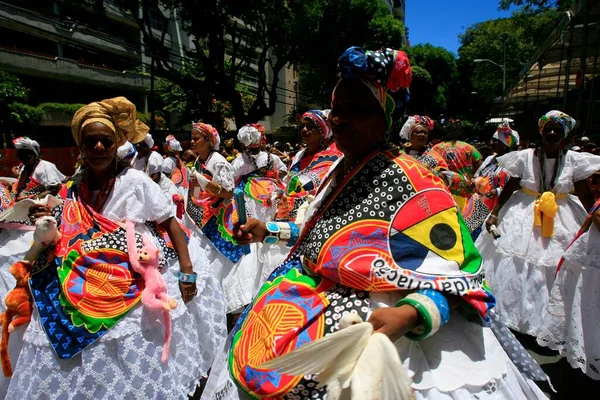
405;0;513;54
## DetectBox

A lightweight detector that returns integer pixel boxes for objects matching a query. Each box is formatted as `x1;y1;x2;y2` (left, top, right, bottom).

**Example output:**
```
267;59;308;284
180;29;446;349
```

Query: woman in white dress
476;110;600;339
5;97;226;399
537;198;600;381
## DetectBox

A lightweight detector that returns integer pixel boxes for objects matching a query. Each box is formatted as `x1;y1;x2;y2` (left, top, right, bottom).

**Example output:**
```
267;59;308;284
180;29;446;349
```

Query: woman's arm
485;176;521;232
160;217;196;303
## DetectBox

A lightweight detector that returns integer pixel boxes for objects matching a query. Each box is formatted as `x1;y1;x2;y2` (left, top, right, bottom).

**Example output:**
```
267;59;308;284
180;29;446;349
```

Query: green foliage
0;70;28;106
8;103;44;126
297;0;406;107
37;103;86;116
499;0;573;12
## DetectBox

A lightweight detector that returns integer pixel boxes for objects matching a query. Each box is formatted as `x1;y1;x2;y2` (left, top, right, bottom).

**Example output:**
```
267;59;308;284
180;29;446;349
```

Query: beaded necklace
535;146;565;192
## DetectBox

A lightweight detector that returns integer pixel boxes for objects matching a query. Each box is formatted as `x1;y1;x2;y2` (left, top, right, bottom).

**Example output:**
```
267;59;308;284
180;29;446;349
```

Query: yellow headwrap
71;96;148;147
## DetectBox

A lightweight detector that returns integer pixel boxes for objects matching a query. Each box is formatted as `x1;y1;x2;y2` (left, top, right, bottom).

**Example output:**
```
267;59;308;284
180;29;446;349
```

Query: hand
485;214;499;233
593;209;600;231
233;218;268;245
178;281;197;303
29;205;51;222
368;305;419;342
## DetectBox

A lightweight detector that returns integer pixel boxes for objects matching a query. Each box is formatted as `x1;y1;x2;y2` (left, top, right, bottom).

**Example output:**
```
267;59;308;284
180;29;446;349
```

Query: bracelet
178;272;197;283
415;289;450;326
263;222;300;247
396;292;442;341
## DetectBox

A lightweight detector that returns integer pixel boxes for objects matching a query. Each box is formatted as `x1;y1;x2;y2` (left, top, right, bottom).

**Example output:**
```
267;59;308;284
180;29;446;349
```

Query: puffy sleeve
570;151;600;182
272;155;287;172
33;161;66;186
497;150;527;179
161;157;176;174
231;154;245;182
211;161;235;191
147;152;164;175
104;169;173;223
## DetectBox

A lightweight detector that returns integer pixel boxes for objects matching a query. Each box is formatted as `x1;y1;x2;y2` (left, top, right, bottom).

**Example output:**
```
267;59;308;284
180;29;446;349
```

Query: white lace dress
475;149;600;337
222;152;288;313
5;168;227;399
536;219;600;379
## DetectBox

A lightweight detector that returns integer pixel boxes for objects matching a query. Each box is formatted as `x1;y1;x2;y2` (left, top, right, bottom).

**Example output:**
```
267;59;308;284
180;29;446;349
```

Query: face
135;141;151;157
410;125;429;150
541;121;564;145
190;130;212;154
329;79;387;159
16;149;38;166
81;122;117;172
492;138;509;154
300;118;322;149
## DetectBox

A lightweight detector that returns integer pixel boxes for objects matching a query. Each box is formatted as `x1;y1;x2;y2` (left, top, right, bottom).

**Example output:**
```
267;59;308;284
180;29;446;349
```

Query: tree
499;0;573;12
456;9;560;120
0;70;44;138
404;44;458;116
297;0;406;108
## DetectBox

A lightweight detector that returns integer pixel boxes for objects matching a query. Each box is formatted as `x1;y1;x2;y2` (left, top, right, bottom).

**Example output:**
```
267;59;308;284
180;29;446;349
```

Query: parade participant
133;133;163;183
162;135;188;193
275;110;341;223
431;129;483;210
4;97;226;399
0;137;65;211
186;122;240;285
462;122;519;239
477;110;600;340
204;46;546;400
537;199;600;381
220;124;287;314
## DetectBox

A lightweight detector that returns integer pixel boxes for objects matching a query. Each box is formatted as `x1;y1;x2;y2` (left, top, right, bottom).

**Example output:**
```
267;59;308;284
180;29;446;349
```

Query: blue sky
405;0;513;54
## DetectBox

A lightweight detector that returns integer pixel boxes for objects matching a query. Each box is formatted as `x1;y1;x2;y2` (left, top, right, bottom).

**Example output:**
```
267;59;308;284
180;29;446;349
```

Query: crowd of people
0;45;598;400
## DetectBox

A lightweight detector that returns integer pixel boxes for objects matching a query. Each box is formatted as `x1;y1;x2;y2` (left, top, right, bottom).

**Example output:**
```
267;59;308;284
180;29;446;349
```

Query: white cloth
536;224;600;379
162;156;177;175
133;151;164;175
5;168;227;399
204;152;235;191
25;160;65;186
476;149;600;336
231;152;286;182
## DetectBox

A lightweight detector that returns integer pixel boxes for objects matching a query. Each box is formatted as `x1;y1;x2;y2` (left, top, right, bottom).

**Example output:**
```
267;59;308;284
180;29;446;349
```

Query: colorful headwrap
238;124;262;148
71;97;148;147
302;110;333;140
399;115;435;140
164;134;183;152
493;121;520;149
336;46;412;128
192;122;221;150
538;110;576;137
13;137;40;156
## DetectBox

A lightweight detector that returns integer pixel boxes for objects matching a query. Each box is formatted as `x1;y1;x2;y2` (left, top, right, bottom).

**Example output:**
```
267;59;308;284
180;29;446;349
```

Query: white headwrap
116;141;137;161
492;122;520;149
237;125;262;147
165;135;183;152
13;137;40;156
143;133;154;148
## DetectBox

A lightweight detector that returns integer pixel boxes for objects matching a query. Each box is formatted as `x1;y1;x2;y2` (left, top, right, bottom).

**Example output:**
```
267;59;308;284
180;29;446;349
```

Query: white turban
237;125;262;147
143;133;154;148
13;137;40;156
117;141;137;161
165;134;183;152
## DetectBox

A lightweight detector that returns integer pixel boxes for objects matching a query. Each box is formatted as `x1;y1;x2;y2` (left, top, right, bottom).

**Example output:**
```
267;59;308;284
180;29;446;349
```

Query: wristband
396;292;442;341
178;272;197;283
415;289;450;326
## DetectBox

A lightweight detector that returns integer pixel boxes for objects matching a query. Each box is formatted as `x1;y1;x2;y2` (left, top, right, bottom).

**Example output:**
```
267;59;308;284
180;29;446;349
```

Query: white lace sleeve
147;152;164;175
32;160;66;186
211;162;235;191
497;150;527;179
570;151;600;182
103;169;173;223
